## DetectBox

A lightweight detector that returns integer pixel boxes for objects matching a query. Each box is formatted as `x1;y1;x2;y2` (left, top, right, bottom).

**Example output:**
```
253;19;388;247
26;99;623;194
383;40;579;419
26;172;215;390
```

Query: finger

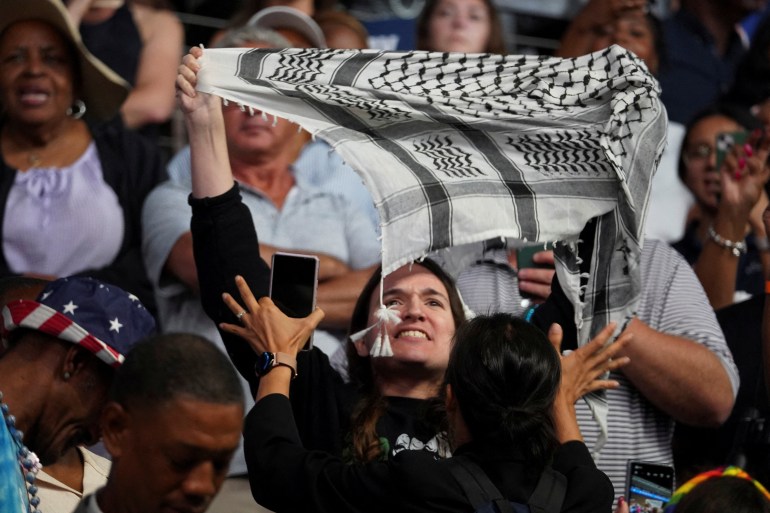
532;249;555;266
182;51;201;69
583;379;621;395
583;322;618;353
219;322;249;339
175;72;196;98
221;292;246;317
305;307;326;330
518;267;555;285
234;275;260;312
599;332;633;359
518;280;551;301
548;323;563;354
605;356;631;373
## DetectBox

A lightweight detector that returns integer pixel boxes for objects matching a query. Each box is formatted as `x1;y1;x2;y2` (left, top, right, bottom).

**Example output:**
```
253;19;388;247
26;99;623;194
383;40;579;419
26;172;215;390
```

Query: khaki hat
0;0;130;122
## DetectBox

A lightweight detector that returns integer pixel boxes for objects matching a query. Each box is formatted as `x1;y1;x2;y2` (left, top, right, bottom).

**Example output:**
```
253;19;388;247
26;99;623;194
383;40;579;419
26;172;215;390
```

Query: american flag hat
1;277;156;367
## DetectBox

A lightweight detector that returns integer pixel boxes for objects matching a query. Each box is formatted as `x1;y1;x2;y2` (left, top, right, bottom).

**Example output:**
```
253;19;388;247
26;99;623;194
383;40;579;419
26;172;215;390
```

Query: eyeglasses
683;143;713;164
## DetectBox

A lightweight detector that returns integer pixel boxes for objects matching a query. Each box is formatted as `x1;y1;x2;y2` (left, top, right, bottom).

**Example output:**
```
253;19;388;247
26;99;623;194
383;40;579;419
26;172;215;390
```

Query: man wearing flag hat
0;276;155;513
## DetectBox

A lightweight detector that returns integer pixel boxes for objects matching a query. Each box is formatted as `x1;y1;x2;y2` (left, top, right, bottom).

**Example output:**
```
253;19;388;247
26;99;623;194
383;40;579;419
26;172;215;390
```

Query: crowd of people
1;0;770;512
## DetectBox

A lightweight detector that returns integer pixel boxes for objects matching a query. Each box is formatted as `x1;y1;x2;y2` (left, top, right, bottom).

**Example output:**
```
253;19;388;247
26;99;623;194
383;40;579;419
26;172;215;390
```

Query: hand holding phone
626;461;674;512
715;130;749;172
515;243;555;303
269;252;319;350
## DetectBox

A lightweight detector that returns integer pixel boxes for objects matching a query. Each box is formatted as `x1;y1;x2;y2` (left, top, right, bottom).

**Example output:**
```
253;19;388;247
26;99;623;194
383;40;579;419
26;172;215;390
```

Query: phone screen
269;253;319;350
715;131;749;172
626;461;674;512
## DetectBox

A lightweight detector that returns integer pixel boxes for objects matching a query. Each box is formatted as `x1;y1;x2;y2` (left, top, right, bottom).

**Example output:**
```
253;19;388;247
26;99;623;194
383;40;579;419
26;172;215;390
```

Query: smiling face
353;264;457;384
103;397;243;513
426;0;492;53
681;114;743;211
0;20;76;128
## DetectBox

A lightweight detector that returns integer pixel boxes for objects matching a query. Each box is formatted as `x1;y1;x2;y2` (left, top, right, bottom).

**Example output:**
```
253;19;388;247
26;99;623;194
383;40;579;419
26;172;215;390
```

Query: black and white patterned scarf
195;45;667;450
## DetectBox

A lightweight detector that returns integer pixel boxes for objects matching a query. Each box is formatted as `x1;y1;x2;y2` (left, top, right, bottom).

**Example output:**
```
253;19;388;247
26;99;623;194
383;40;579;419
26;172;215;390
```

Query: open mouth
396;329;428;340
18;87;50;107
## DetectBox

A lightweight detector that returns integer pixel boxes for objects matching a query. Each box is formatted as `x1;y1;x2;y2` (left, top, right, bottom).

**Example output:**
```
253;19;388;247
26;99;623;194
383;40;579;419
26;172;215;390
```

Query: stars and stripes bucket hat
1;277;155;368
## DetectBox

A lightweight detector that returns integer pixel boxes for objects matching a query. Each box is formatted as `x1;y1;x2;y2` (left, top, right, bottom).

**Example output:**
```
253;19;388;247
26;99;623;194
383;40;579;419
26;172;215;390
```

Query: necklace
27;153;43;168
0;390;42;513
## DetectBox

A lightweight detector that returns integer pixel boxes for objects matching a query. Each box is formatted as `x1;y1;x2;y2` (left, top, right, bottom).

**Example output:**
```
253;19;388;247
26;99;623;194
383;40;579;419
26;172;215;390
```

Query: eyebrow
383;287;450;301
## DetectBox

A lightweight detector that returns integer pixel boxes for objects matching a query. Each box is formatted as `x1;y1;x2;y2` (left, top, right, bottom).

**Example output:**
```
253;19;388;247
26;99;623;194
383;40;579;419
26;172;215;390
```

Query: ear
61;345;91;381
101;402;130;460
353;336;370;357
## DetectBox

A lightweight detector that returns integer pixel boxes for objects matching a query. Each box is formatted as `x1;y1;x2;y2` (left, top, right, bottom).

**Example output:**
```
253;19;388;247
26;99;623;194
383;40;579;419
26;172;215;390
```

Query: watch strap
255;351;297;379
273;352;298;379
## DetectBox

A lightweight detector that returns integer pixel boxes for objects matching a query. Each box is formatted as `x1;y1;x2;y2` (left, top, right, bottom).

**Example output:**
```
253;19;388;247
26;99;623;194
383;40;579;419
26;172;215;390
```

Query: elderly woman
0;0;165;312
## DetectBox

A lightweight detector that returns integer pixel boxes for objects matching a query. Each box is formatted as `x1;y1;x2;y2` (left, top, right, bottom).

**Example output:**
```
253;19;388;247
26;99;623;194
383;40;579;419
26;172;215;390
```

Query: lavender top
3;143;124;277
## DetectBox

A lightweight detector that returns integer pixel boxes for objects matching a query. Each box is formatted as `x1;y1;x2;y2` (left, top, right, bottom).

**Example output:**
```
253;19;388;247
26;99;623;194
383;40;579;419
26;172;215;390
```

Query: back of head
446;314;560;469
673;476;770;513
110;333;244;410
214;25;292;49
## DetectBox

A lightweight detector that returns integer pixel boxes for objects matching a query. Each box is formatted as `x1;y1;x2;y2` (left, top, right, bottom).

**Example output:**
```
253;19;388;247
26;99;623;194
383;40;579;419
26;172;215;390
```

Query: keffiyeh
195;45;667;450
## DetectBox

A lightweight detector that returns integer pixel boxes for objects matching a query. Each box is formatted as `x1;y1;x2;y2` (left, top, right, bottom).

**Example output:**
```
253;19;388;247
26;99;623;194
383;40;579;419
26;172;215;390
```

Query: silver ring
236;310;246;321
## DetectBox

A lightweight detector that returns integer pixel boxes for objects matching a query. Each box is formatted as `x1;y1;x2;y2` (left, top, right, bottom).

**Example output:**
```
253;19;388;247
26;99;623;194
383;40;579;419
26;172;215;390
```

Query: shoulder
130;3;182;41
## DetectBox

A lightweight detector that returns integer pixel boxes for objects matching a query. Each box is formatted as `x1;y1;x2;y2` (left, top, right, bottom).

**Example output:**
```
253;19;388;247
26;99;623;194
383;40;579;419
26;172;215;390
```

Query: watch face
255;352;275;376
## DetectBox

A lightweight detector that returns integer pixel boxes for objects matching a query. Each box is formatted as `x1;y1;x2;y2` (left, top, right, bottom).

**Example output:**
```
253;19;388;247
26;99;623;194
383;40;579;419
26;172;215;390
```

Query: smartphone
269;252;319;350
715;130;749;172
626;461;675;512
516;244;553;271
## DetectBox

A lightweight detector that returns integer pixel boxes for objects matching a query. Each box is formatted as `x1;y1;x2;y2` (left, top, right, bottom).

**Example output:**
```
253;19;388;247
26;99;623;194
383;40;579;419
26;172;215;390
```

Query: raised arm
693;129;770;309
176;46;234;199
178;47;271;380
548;322;631;443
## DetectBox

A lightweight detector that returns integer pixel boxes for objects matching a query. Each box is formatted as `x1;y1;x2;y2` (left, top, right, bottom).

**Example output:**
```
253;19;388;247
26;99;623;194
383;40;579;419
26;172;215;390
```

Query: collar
84;491;105;513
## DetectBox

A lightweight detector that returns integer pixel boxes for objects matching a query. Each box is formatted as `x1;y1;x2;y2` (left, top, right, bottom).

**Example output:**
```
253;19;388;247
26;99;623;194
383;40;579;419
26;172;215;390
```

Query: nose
402;297;426;321
181;461;218;499
22;52;44;75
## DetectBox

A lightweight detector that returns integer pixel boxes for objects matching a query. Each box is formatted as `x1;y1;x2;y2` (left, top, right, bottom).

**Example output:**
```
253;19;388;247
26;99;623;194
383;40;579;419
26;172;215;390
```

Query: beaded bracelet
707;225;747;257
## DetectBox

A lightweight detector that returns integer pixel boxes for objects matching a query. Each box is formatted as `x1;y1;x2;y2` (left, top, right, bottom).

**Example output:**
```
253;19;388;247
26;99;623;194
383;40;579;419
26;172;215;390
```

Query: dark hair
345;259;466;462
677;103;763;183
446;314;560;472
415;0;506;55
110;333;244;410
674;476;770;513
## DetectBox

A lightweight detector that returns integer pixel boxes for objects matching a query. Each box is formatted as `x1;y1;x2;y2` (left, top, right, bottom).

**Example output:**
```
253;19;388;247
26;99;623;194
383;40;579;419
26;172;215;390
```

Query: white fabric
195;45;668;445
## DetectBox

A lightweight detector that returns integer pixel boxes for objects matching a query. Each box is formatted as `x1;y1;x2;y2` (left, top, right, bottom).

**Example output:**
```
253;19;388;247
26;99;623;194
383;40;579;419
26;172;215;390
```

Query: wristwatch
255;351;297;379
